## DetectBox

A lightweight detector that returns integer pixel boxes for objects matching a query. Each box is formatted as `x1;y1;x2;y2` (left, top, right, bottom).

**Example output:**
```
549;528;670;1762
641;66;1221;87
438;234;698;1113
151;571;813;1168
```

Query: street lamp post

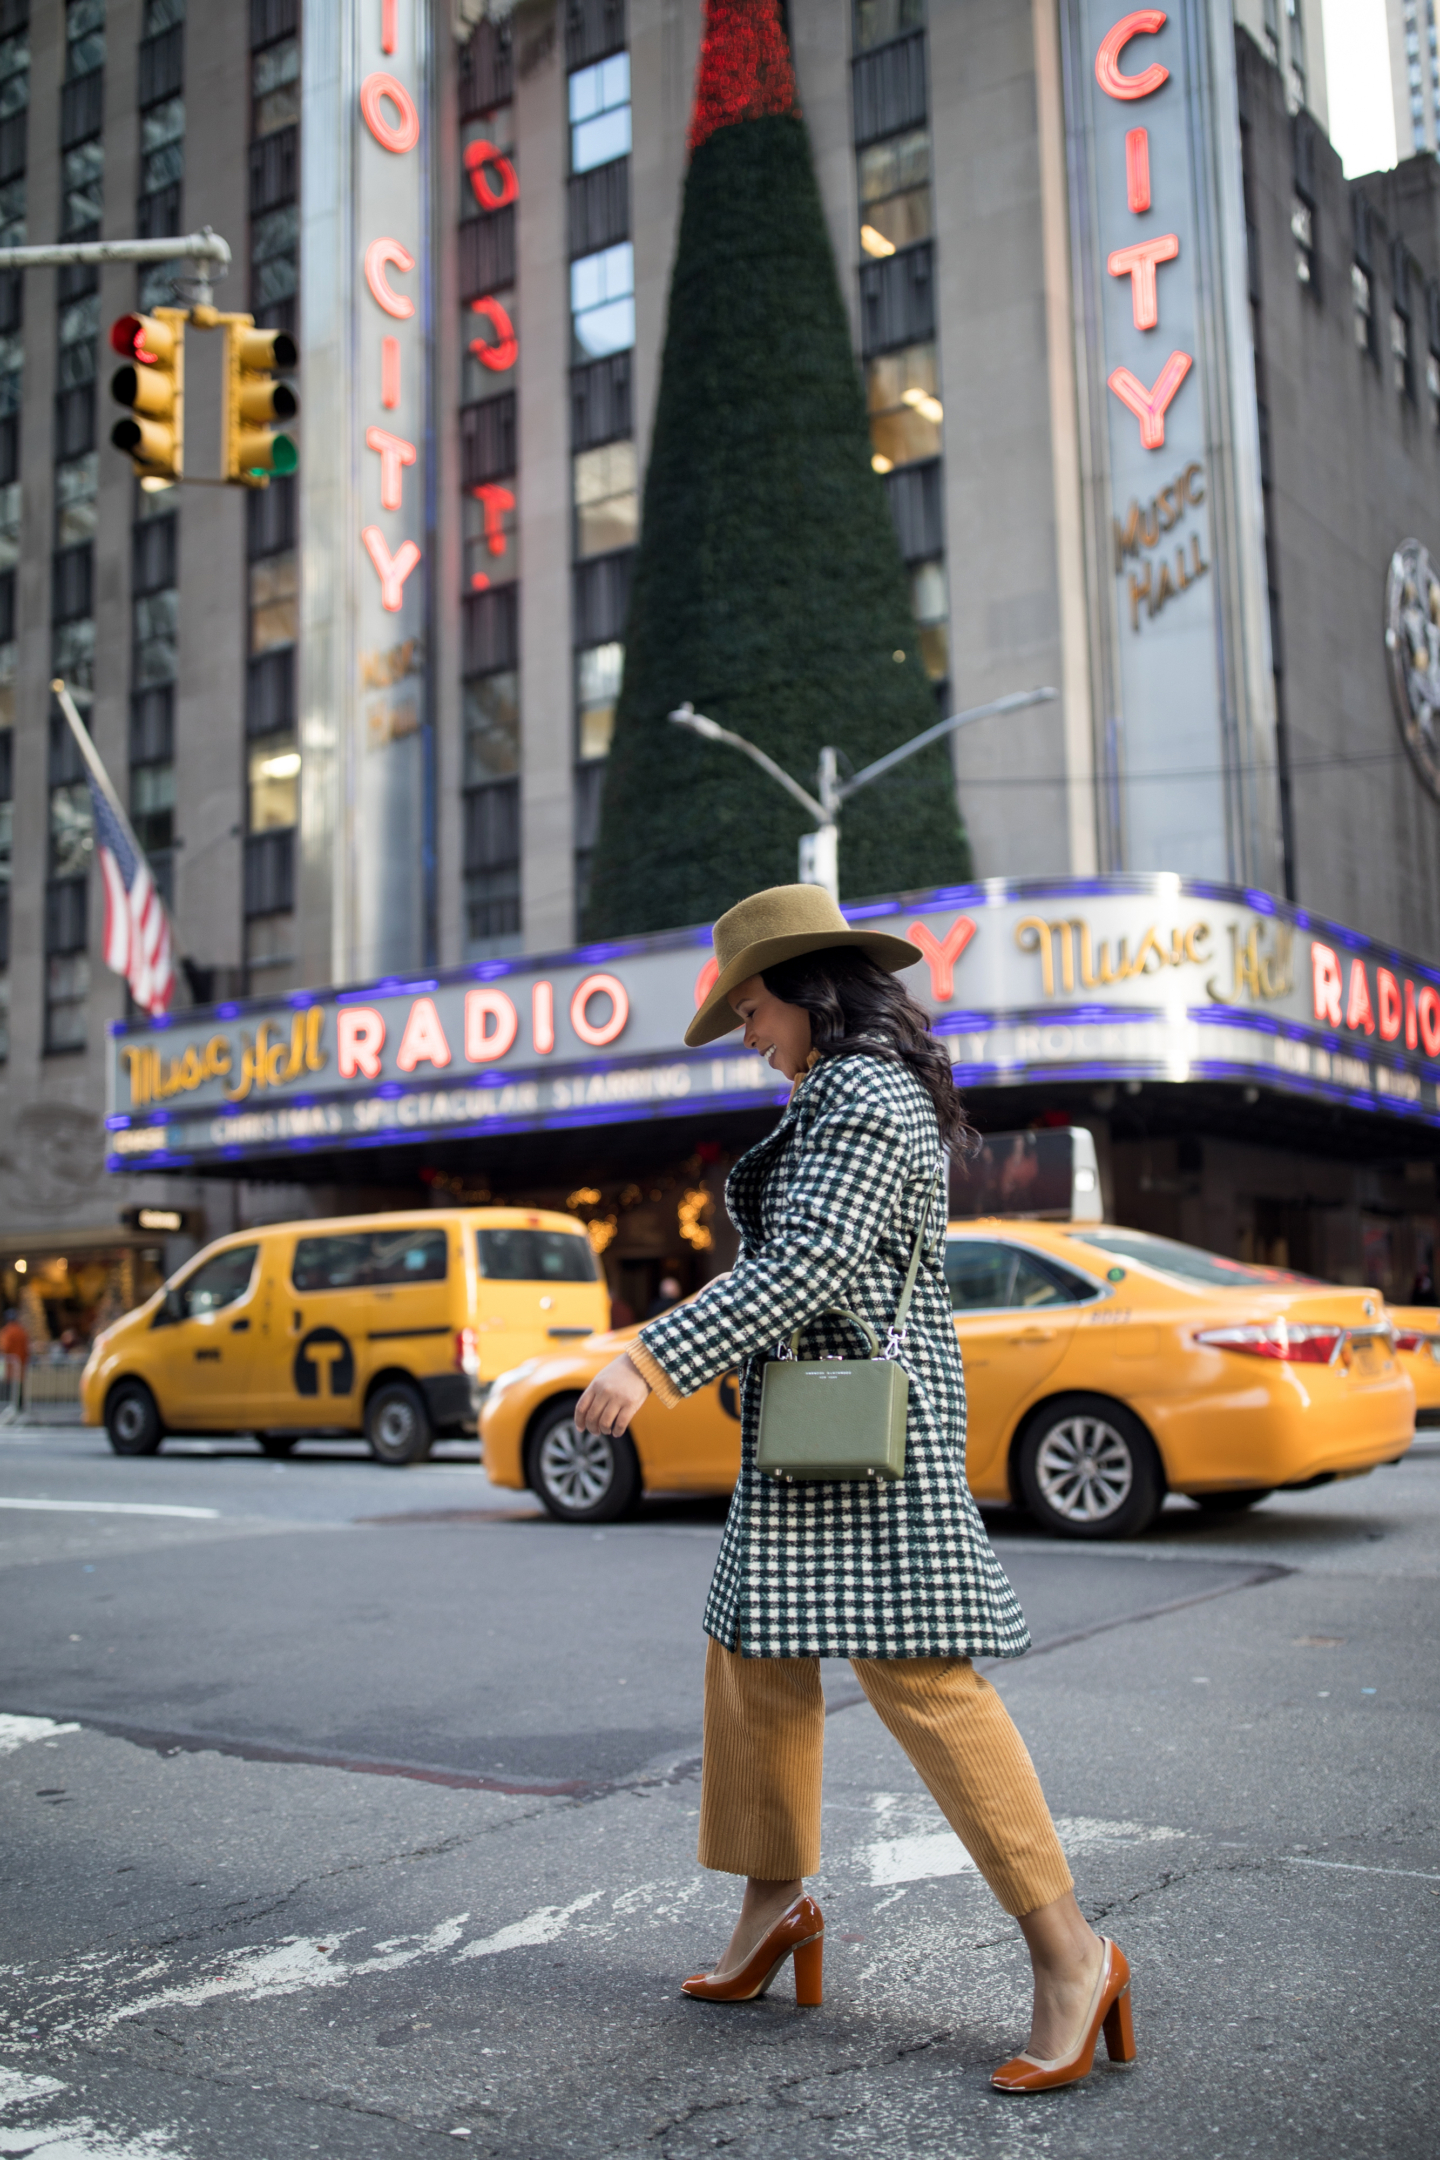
668;686;1059;902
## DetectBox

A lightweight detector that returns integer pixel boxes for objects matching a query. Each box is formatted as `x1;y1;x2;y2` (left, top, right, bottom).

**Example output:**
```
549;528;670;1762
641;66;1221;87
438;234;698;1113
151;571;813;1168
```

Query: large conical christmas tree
583;0;971;938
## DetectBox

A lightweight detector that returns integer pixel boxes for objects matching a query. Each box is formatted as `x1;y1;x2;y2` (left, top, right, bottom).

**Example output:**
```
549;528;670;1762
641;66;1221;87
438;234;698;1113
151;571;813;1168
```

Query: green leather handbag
755;1163;943;1485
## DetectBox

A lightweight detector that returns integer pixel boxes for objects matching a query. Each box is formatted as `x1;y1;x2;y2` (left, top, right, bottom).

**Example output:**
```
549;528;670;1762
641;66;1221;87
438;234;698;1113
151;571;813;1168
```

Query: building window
55;450;97;545
908;558;949;686
1352;263;1373;355
130;490;177;896
45;711;92;1055
569;22;632;932
66;0;105;80
866;341;942;473
244;473;297;979
855;0;925;50
248;735;299;830
853;1;946;703
62;136;103;236
573;439;637;559
464;779;521;957
571;240;633;361
249;547;297;653
569;50;629;173
1291;196;1313;286
464;482;517;591
1285;0;1305;107
858;126;930;258
1392;308;1413;399
250;18;298;333
0;715;10;1060
577;640;623;763
252;28;297;136
464;668;520;783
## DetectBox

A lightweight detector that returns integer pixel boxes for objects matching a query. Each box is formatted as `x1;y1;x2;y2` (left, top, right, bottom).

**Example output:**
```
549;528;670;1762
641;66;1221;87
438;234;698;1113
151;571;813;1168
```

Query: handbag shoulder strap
891;1156;946;1340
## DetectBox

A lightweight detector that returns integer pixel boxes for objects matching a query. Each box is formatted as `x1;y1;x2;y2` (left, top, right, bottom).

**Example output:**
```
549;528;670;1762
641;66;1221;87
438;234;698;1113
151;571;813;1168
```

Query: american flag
92;781;175;1015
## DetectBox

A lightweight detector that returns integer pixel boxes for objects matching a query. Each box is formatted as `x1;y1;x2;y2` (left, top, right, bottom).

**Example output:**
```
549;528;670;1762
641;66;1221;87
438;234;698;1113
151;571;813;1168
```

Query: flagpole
51;678;179;1012
50;678;147;857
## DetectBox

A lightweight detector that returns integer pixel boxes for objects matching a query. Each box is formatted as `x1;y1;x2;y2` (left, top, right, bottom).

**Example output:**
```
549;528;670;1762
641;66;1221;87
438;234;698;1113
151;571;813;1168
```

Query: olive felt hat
685;884;923;1048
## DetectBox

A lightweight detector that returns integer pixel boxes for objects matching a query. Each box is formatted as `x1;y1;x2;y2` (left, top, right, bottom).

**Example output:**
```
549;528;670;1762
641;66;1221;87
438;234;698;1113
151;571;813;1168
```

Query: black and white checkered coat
640;1053;1031;1660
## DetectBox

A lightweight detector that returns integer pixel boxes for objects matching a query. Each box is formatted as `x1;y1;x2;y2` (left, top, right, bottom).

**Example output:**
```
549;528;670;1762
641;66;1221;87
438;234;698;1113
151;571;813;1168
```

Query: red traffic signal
108;310;184;478
109;312;177;367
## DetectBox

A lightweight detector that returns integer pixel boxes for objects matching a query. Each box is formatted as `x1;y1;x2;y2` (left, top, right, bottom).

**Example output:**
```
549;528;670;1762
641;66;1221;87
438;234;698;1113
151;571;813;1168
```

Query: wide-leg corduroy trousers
698;1638;1074;1919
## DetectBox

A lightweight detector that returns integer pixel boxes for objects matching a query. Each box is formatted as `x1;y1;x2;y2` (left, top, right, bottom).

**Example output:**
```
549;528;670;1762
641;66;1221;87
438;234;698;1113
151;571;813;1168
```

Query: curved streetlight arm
668;703;827;826
834;686;1059;804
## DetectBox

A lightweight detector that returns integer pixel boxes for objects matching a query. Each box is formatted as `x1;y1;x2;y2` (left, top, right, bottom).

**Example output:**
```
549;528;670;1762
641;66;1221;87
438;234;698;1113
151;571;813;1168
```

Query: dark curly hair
761;946;979;1155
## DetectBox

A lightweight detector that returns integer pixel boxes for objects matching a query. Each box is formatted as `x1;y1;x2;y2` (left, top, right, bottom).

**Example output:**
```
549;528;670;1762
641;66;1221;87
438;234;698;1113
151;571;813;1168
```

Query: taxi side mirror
153;1286;186;1328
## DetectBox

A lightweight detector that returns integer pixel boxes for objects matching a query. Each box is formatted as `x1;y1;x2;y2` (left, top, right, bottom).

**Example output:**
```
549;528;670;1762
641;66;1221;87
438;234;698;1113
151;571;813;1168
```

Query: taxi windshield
1067;1229;1318;1288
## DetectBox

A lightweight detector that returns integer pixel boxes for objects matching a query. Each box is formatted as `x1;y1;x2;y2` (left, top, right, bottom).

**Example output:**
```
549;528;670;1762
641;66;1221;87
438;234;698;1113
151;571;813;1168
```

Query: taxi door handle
1008;1328;1057;1343
231;1318;250;1333
291;1311;303;1332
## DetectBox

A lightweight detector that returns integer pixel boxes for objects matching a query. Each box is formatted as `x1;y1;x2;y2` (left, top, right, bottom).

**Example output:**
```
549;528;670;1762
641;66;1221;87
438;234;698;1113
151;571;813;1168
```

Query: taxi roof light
1195;1321;1344;1365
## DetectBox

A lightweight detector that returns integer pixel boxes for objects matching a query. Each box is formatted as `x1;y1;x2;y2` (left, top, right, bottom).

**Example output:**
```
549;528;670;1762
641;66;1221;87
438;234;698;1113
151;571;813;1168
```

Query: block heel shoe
990;1937;1136;2093
681;1895;825;2006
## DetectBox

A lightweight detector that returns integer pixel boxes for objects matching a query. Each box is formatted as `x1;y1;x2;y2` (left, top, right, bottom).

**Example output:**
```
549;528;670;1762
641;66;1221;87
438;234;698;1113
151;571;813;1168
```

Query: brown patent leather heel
681;1895;825;2006
990;1937;1135;2093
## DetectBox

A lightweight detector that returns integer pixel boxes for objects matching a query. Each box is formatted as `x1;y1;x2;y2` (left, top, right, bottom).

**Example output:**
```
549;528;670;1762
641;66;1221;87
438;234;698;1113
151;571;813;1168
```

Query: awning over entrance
105;876;1440;1176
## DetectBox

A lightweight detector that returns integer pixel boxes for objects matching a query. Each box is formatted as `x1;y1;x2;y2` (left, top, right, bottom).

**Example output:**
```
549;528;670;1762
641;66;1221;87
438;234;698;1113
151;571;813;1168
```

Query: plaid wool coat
640;1053;1031;1660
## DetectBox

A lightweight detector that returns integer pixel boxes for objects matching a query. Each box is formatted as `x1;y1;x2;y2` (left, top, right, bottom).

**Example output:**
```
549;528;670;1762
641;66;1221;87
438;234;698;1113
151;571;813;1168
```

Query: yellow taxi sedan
482;1221;1414;1537
1388;1306;1440;1429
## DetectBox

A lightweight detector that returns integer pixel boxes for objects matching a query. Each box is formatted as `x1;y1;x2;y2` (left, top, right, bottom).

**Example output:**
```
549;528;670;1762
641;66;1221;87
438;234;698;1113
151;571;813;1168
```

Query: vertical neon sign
350;0;433;975
1060;2;1280;888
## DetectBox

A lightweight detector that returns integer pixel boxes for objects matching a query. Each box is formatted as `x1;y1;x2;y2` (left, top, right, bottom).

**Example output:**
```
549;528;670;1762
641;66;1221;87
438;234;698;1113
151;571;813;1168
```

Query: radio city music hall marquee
104;878;1440;1171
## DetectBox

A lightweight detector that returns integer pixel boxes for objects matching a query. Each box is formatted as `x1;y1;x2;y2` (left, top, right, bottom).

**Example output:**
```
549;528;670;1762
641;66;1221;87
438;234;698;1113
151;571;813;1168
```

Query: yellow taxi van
81;1208;607;1465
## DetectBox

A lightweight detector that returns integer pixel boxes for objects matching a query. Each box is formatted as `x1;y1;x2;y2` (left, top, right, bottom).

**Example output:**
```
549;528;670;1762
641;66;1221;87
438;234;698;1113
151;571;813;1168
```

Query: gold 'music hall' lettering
1016;916;1212;997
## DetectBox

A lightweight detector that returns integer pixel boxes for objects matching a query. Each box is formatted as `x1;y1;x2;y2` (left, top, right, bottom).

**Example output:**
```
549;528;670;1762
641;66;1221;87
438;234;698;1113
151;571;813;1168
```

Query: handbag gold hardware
755;1162;943;1484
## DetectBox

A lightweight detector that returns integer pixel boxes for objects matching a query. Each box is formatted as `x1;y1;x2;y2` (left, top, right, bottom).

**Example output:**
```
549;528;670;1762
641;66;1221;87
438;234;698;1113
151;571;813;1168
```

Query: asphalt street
1;1422;1436;2159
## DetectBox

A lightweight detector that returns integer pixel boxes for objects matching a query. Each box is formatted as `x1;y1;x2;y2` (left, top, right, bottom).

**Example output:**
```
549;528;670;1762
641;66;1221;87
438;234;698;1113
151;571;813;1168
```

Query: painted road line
0;1497;220;1519
1283;1856;1440;1882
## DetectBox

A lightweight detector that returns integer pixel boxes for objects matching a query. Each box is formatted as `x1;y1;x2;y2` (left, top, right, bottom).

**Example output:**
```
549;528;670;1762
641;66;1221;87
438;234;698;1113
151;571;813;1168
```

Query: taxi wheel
1015;1395;1163;1539
365;1380;433;1467
106;1380;163;1456
526;1397;641;1524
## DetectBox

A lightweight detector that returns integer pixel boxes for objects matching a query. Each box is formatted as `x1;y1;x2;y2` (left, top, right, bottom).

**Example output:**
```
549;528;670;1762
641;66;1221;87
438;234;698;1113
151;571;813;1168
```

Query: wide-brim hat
685;884;922;1047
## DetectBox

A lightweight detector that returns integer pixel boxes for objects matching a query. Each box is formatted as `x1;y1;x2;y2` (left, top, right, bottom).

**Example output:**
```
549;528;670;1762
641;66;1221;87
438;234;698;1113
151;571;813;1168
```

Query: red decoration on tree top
688;0;798;155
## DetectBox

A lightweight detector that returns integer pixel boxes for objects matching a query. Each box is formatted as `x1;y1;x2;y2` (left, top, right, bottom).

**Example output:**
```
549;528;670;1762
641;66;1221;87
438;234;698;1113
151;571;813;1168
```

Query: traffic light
109;309;185;479
224;319;298;487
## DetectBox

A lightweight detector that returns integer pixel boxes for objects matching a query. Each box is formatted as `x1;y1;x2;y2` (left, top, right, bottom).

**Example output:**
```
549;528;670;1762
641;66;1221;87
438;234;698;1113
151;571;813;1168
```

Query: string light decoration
677;1187;715;1252
688;0;798;155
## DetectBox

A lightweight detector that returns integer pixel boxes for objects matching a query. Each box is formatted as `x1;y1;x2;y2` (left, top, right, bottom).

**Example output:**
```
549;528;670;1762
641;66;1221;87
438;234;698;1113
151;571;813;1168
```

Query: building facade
1386;0;1440;159
2;0;1438;1344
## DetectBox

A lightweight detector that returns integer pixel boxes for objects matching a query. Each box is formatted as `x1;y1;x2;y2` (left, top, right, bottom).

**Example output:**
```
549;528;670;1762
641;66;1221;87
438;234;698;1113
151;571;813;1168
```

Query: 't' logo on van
294;1327;355;1397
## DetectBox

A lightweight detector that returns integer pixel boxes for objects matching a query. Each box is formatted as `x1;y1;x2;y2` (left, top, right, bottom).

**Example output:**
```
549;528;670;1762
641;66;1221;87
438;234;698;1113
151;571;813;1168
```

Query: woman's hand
575;1352;651;1437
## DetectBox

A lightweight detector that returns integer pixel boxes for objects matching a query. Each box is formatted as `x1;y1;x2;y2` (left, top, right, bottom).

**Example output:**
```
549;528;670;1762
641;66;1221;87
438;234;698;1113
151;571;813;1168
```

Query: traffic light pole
0;227;231;304
668;686;1060;903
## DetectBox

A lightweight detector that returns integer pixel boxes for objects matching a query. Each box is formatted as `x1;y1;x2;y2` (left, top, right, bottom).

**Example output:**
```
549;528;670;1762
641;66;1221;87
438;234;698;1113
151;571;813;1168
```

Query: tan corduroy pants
698;1638;1074;1919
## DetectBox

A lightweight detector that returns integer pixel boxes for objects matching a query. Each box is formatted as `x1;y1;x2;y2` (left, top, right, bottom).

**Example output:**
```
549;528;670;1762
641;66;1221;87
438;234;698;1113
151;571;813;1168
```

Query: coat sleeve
637;1067;910;1399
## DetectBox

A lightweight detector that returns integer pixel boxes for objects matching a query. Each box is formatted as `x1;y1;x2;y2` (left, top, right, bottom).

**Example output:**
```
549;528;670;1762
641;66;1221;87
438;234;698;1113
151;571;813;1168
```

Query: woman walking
574;885;1134;2093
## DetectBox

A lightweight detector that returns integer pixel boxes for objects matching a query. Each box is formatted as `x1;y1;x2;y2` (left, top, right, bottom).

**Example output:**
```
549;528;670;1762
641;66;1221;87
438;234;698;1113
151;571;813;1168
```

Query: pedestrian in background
645;1273;684;1319
0;1308;30;1387
577;886;1134;2094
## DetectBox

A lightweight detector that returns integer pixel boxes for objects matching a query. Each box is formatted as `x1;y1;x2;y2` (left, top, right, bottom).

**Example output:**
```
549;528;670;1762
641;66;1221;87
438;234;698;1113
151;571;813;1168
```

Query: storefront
0;1226;170;1353
104;876;1440;1310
